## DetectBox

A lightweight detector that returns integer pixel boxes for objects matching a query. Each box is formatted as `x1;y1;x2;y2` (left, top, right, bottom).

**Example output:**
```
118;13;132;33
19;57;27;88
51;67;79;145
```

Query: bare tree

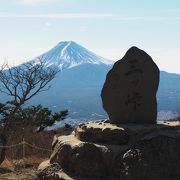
0;59;60;164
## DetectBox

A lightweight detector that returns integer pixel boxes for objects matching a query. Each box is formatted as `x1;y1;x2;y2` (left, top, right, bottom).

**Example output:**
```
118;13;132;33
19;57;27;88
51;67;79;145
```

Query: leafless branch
0;58;59;108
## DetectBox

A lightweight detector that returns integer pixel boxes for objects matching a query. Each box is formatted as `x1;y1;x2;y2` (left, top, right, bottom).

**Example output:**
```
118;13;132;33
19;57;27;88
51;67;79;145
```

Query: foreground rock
75;120;129;145
38;121;180;180
101;47;160;124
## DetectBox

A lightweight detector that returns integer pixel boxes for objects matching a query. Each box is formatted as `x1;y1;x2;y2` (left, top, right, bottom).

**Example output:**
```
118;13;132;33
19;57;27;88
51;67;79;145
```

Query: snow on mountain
33;41;113;70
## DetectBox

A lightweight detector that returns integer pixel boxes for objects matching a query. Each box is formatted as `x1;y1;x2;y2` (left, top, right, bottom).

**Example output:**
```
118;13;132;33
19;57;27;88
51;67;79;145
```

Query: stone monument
38;47;180;180
101;46;160;124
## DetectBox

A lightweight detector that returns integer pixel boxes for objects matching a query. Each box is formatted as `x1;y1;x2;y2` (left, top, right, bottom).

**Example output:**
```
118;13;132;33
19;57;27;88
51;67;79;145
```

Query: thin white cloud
0;12;180;23
0;12;114;19
18;0;55;5
113;16;180;21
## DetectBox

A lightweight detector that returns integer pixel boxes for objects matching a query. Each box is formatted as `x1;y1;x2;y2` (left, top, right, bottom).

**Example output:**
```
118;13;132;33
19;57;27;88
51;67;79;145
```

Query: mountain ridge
33;41;113;70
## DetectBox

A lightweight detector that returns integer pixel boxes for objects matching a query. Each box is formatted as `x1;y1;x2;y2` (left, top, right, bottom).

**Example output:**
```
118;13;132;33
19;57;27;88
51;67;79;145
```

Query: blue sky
0;0;180;73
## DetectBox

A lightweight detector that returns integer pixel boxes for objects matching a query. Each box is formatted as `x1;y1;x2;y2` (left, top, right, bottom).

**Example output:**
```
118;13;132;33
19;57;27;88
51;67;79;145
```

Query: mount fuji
28;41;114;121
33;41;113;70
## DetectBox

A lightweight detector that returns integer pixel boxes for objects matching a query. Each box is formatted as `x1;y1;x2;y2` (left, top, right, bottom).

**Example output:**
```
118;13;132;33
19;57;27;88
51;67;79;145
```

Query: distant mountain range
1;41;180;122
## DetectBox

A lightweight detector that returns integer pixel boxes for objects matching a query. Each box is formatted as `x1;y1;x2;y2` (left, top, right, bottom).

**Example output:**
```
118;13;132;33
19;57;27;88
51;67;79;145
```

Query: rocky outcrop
38;120;180;180
75;120;129;145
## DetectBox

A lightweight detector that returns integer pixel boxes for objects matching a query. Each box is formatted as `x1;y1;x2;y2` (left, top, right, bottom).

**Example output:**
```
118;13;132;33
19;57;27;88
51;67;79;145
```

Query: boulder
75;120;129;145
101;47;160;124
49;134;113;178
37;121;180;180
113;134;180;180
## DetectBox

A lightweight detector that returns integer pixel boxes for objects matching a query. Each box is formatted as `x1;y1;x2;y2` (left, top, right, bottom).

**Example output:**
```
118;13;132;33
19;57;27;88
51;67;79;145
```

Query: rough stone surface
49;134;112;178
38;121;180;180
113;135;180;180
38;160;103;180
75;120;129;145
101;47;160;124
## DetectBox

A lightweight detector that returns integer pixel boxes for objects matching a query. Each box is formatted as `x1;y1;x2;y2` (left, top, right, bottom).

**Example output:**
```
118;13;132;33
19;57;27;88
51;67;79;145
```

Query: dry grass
4;125;70;159
0;159;38;180
5;129;53;160
0;125;72;172
0;156;46;172
0;125;71;179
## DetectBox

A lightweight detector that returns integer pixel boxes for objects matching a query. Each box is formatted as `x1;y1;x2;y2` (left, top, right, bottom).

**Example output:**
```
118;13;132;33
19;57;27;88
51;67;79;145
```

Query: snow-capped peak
34;41;113;70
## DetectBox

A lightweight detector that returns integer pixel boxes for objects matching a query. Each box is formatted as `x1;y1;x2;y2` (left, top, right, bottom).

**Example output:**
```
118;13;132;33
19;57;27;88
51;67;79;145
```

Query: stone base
38;120;180;180
75;119;129;145
75;120;179;145
38;160;112;180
